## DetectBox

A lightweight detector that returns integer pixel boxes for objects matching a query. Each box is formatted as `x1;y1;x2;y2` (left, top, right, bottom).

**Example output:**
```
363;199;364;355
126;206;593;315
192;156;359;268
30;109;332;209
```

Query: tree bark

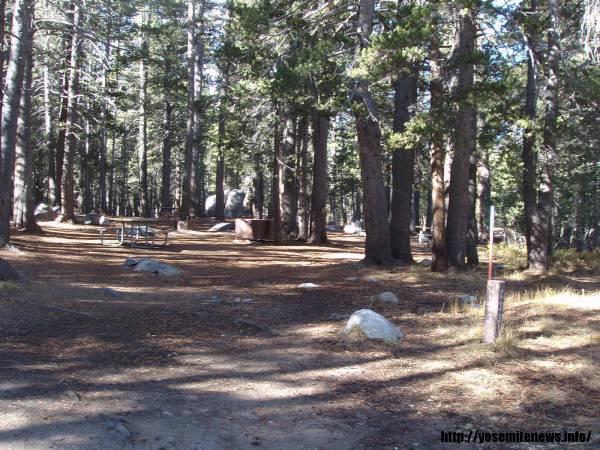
351;0;393;265
98;26;111;213
13;0;37;232
466;150;479;265
390;65;418;262
280;103;297;237
161;100;173;209
429;35;448;272
533;0;560;270
270;110;282;243
1;0;31;245
297;116;310;240
215;63;230;221
137;18;149;218
308;112;329;244
60;0;83;223
446;7;477;268
522;0;540;268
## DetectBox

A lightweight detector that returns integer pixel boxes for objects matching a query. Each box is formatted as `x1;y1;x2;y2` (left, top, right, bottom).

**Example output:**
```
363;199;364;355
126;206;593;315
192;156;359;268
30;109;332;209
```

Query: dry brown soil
0;219;599;449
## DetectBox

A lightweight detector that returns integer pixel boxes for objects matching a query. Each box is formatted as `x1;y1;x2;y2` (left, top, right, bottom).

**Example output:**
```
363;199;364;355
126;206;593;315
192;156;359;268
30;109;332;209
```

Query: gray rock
325;222;343;232
34;203;57;221
328;313;350;321
343;222;362;234
83;213;101;225
225;189;251;218
376;291;399;304
342;309;404;343
298;282;319;288
417;258;432;267
125;258;182;277
123;258;139;268
0;258;23;282
98;215;110;226
208;222;234;232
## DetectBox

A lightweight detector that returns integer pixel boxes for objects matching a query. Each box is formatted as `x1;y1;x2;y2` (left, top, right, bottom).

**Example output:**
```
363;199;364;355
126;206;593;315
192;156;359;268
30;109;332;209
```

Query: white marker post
483;205;505;343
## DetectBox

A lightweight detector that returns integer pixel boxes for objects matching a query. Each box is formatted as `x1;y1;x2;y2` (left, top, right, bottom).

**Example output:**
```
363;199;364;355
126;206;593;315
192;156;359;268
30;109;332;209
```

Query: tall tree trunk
429;35;448;272
182;0;205;218
533;0;560;270
138;20;149;218
390;65;418;262
13;0;37;232
215;64;230;221
523;0;539;268
1;0;31;245
60;1;82;222
351;0;393;265
466;150;479;265
252;151;264;218
54;0;77;208
309;112;329;244
215;108;226;220
446;7;477;268
98;28;110;213
280;103;297;237
270;110;282;243
297;116;310;240
108;124;116;213
182;0;196;219
161;100;173;208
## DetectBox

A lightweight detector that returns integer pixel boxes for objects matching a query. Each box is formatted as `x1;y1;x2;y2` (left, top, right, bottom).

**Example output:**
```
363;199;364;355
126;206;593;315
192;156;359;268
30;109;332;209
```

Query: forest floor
1;218;599;450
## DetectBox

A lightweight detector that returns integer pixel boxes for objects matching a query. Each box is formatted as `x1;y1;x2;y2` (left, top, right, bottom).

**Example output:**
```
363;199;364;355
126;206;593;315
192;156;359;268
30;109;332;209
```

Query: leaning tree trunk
351;0;393;265
60;0;83;223
390;65;418;263
297;116;310;240
13;0;37;232
1;0;31;245
429;34;448;272
446;7;477;269
309;112;329;244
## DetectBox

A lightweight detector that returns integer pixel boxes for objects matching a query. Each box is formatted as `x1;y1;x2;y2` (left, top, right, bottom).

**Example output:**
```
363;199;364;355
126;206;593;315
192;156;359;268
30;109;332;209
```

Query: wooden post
483;279;505;343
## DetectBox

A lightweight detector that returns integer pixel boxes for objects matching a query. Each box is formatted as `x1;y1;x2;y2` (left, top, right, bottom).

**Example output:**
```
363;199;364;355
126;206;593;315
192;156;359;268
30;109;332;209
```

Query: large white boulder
342;309;404;343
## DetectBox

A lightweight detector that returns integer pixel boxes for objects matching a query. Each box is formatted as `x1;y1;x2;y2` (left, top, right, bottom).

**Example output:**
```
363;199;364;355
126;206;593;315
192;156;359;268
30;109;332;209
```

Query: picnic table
99;217;171;248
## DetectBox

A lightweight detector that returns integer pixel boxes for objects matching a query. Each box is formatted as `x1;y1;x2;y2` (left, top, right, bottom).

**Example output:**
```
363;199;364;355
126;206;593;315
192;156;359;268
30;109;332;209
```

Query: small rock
298;282;319;288
0;258;23;282
241;298;253;303
345;277;358;281
100;287;121;298
184;394;199;401
376;291;399;304
366;276;379;284
328;313;350;321
342;309;404;344
208;222;234;232
115;422;132;438
162;411;173;416
417;258;432;267
123;258;139;268
99;215;110;226
165;436;177;444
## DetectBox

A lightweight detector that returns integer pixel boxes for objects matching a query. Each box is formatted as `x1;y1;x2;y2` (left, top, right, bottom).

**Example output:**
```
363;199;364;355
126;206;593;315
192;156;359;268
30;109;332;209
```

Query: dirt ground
1;219;599;450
